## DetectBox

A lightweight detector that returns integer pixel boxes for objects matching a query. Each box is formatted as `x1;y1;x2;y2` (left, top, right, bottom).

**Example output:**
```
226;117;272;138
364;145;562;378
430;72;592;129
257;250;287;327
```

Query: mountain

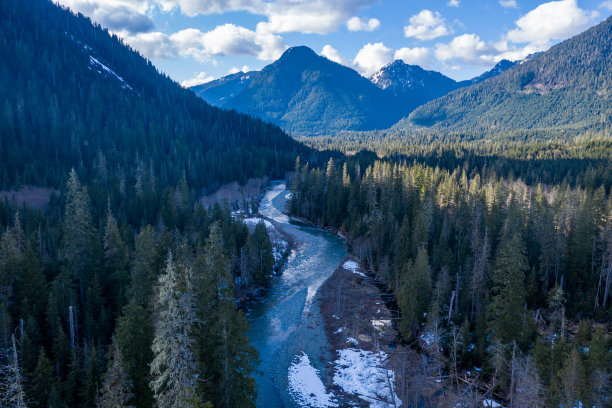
457;59;517;87
0;0;312;192
191;70;257;107
369;60;460;111
401;17;612;133
219;46;405;136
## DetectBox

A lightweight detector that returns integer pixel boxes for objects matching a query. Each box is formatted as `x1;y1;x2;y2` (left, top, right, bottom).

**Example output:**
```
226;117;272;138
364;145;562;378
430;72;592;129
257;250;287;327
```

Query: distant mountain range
403;16;612;133
191;48;516;136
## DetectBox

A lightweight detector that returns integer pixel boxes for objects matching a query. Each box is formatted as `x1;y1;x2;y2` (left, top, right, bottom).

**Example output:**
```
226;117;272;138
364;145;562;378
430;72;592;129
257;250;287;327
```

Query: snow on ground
371;319;392;332
346;337;359;347
482;399;503;407
288;353;338;408
243;217;273;229
89;56;132;89
285;193;293;200
343;260;365;276
333;348;402;408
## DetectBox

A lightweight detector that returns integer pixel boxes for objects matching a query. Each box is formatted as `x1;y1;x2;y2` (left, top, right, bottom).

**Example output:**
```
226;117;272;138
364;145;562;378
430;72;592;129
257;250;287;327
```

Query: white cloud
346;16;380;31
56;0;154;33
181;72;215;87
435;33;489;65
158;0;377;35
321;45;345;64
228;65;251;74
121;31;177;59
499;0;517;8
506;0;598;47
394;47;431;67
600;0;612;10
122;24;287;62
353;42;394;76
404;10;452;40
447;0;460;7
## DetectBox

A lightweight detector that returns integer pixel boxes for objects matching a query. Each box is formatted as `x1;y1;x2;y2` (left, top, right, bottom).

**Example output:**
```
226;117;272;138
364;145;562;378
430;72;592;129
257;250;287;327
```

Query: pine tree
62;169;98;297
98;342;134;408
397;247;431;339
150;253;199;408
115;301;153;408
488;232;527;343
30;348;53;407
247;220;274;286
197;223;258;408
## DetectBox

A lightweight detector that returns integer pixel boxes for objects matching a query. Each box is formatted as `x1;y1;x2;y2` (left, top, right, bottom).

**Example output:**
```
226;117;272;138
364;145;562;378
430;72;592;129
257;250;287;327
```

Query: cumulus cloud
321;45;345;64
447;0;460;7
181;72;215;87
346;16;380;31
122;24;287;62
506;0;598;47
434;33;489;65
499;0;517;8
404;10;452;40
158;0;377;34
56;0;154;33
601;0;612;10
228;65;251;74
353;42;394;76
394;47;431;67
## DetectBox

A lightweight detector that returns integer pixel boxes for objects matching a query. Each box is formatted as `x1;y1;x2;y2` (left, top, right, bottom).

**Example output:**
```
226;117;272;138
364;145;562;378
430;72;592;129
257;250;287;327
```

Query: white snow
285;193;293;200
243;217;273;229
343;260;365;276
371;319;391;332
288;353;337;408
333;348;402;408
335;327;345;334
89;56;132;90
482;399;503;408
346;337;359;347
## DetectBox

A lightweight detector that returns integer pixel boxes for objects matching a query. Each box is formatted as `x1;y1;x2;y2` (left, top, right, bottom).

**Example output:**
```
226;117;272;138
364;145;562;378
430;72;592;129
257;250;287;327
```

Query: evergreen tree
0;335;28;408
98;342;134;408
150;253;199;408
247;221;274;286
397;247;431;339
488;232;527;343
30;348;53;407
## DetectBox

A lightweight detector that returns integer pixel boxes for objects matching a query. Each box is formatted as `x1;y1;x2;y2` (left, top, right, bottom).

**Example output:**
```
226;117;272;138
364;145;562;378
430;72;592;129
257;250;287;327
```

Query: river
246;182;347;407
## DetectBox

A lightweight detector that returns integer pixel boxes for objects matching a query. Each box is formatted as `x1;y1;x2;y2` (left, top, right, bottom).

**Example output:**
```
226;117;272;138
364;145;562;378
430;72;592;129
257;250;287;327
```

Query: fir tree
98;342;134;408
150;253;199;408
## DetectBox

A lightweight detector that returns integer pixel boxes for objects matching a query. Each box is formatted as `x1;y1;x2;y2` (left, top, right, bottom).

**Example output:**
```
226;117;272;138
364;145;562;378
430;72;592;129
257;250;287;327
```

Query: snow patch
371;319;391;332
333;348;402;408
243;217;273;229
88;56;132;90
343;260;365;276
288;353;337;408
346;337;359;347
419;332;435;345
482;400;503;408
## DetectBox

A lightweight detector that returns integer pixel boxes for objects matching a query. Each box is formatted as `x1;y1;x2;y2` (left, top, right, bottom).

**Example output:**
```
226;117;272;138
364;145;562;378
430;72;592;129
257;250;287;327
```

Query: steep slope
370;60;460;111
0;0;311;191
402;17;612;132
223;46;405;136
191;71;257;107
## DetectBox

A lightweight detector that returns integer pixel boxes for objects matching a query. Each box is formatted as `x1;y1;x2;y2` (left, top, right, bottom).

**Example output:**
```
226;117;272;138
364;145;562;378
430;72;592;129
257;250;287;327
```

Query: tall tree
488;232;527;343
98;342;134;408
150;253;199;408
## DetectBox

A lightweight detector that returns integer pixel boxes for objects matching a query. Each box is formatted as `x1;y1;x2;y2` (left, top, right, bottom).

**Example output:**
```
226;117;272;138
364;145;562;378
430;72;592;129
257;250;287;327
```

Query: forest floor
318;258;402;407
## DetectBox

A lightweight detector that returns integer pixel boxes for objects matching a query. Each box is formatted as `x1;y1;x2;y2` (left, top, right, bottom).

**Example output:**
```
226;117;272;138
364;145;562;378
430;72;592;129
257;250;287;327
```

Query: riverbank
318;257;402;408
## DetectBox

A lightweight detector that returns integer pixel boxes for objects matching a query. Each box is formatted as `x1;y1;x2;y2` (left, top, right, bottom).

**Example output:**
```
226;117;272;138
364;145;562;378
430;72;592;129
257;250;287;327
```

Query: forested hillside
0;0;320;406
290;147;611;407
401;16;612;133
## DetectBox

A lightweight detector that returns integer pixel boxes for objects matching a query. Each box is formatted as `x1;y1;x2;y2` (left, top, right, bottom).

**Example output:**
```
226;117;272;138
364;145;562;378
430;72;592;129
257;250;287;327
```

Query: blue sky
58;0;611;85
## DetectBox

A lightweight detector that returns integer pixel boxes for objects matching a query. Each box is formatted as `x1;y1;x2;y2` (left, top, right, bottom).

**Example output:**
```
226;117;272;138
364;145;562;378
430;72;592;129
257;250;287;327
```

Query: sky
56;0;612;86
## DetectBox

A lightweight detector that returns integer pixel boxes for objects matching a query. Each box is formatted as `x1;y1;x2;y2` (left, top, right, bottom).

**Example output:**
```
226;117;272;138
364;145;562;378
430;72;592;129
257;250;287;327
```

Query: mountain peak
278;46;318;62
